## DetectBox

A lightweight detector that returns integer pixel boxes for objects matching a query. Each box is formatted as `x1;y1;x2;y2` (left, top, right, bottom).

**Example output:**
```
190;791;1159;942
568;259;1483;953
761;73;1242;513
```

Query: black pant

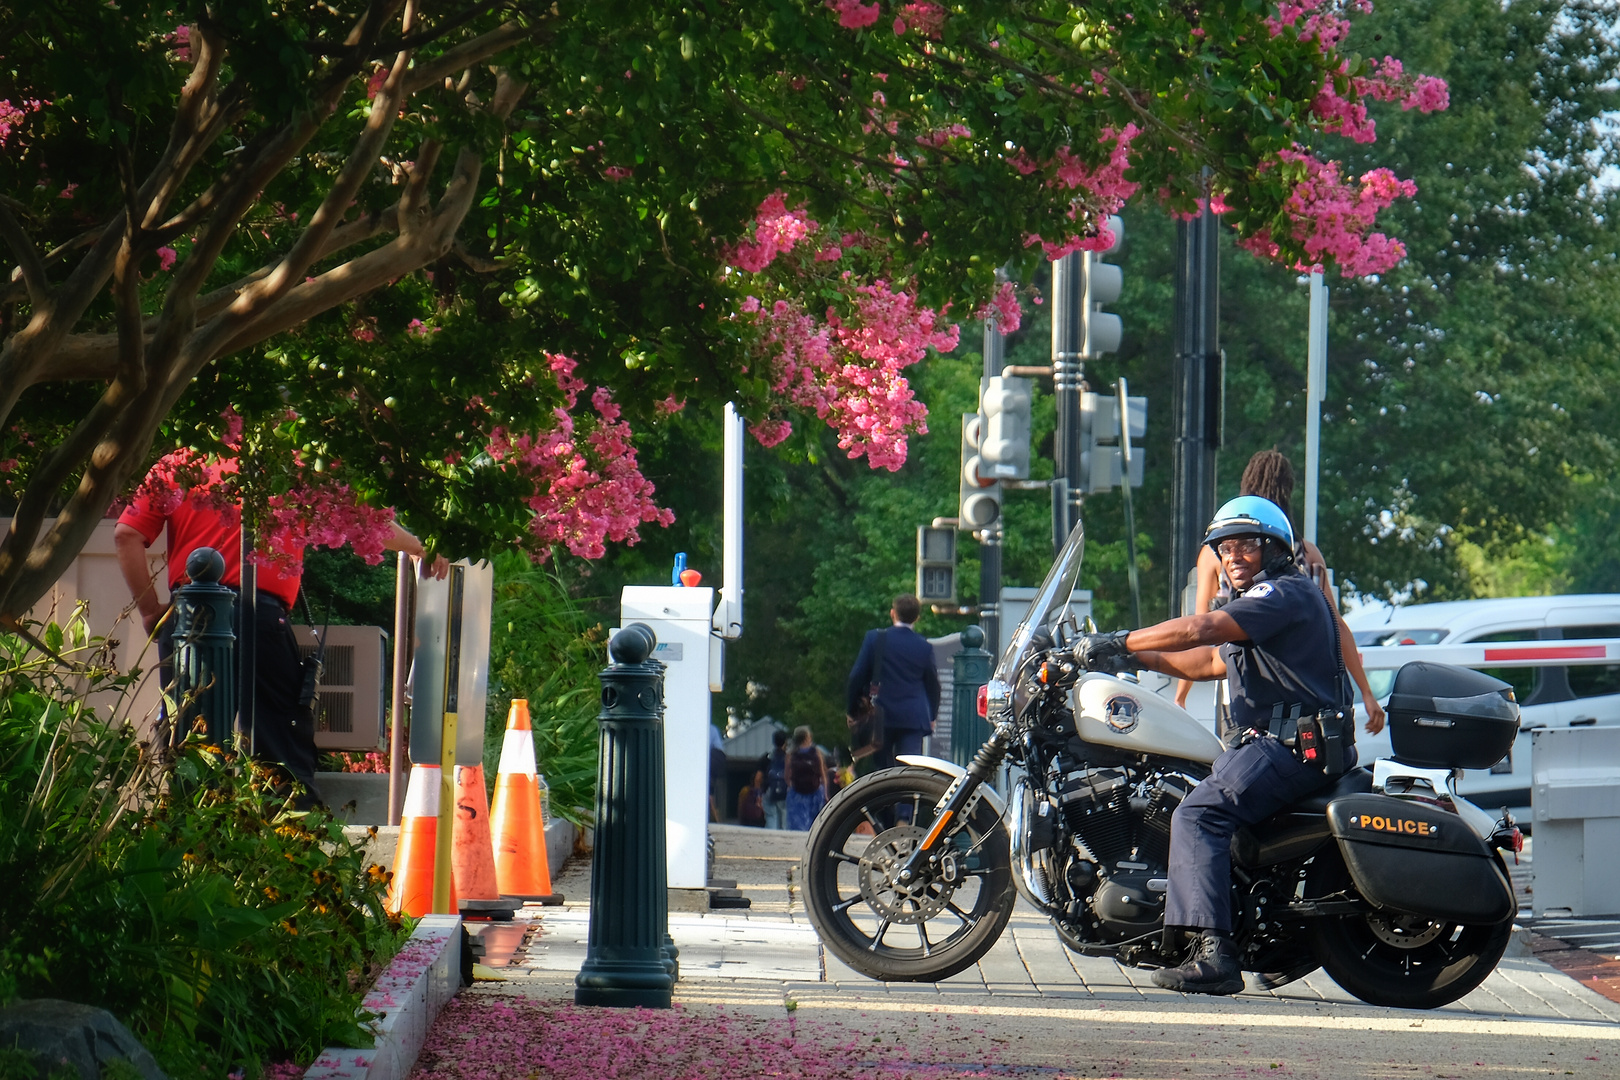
160;592;321;805
874;727;927;772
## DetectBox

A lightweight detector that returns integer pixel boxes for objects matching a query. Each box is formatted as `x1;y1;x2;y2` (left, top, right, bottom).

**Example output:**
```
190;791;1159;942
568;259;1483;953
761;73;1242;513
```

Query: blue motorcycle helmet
1204;495;1295;556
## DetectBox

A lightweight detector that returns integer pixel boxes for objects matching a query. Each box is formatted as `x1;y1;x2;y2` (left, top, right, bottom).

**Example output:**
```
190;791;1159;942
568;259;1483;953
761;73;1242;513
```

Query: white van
1346;594;1620;817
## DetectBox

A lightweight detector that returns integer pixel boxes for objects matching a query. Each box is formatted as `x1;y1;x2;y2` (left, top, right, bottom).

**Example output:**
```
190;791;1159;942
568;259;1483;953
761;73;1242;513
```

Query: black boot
1152;930;1245;995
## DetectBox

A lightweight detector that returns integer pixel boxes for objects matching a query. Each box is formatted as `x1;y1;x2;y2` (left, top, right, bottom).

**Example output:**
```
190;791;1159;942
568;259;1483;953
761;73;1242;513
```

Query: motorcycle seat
1289;766;1374;814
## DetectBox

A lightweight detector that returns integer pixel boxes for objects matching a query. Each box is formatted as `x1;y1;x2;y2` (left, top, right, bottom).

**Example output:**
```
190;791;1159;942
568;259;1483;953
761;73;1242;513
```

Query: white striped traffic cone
489;700;560;903
387;763;457;916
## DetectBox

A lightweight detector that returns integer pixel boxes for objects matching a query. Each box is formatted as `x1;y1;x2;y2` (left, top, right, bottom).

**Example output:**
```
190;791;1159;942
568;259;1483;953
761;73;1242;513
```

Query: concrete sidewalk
444;825;1620;1078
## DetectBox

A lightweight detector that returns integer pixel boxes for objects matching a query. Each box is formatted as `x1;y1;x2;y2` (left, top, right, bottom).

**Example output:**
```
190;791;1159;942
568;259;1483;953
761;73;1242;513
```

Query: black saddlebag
1326;794;1515;925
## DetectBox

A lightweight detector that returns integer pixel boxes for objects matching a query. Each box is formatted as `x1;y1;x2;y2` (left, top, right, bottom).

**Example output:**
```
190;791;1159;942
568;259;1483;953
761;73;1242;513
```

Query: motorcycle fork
894;727;1011;887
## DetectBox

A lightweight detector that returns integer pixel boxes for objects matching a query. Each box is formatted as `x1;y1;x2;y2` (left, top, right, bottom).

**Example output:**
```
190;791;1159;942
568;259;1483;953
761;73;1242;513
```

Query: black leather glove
1075;630;1133;674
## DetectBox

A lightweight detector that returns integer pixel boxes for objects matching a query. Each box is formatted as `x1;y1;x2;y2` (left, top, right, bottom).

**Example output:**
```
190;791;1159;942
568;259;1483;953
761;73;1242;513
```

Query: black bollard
172;547;237;747
576;623;676;1008
644;654;680;981
950;625;993;769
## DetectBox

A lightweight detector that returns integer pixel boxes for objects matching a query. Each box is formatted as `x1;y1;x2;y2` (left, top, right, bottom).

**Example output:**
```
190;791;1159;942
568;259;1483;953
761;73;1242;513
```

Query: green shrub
483;553;606;825
0;611;406;1079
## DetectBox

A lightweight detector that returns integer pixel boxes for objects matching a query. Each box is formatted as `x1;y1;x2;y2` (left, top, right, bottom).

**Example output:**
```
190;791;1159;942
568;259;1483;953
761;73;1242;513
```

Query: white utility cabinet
620;585;724;891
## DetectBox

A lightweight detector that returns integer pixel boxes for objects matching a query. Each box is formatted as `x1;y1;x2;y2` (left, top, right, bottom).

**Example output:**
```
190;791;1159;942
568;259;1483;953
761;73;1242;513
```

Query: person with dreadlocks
1174;449;1383;734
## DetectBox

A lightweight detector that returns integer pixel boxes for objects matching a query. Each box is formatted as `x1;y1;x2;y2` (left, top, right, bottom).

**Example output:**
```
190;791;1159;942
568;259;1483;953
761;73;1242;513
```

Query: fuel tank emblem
1103;694;1141;733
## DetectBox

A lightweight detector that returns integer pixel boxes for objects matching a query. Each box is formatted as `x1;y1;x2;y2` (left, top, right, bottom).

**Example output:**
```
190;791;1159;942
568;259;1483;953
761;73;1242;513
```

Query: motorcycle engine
1051;761;1194;941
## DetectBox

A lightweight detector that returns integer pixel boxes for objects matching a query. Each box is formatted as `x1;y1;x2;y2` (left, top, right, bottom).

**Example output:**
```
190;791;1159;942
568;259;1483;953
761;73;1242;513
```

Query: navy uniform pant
1163;736;1333;932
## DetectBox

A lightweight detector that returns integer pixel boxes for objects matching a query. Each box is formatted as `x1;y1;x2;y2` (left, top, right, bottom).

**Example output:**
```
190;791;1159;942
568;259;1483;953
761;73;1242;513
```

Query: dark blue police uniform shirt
1217;572;1341;731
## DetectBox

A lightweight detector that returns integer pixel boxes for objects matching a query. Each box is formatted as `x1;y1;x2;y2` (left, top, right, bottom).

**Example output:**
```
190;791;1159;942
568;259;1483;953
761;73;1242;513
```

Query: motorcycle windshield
993;520;1085;687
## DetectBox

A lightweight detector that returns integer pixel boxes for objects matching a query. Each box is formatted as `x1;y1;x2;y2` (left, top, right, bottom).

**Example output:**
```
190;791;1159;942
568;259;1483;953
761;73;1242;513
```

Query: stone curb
303;914;462;1080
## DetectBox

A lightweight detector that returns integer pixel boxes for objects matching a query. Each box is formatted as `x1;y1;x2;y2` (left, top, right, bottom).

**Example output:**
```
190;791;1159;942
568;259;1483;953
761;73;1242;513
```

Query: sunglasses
1215;537;1264;559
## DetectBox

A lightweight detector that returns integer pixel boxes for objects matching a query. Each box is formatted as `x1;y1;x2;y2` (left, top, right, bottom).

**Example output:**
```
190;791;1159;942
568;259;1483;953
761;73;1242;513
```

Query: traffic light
979;374;1032;480
958;412;1002;529
1082;215;1125;358
1079;390;1146;492
916;526;956;604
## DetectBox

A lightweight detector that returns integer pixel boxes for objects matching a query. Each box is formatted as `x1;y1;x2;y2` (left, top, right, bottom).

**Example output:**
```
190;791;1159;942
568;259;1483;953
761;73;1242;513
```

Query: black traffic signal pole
1169;203;1223;615
980;321;1004;660
1051;251;1084;556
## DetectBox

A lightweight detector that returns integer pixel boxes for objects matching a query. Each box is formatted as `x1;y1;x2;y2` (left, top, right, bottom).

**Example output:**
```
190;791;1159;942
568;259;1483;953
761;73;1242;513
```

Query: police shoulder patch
1246;582;1276;599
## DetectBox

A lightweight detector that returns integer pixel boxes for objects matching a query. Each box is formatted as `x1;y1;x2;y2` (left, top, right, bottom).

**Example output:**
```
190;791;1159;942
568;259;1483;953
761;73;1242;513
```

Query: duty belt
1232;702;1348;775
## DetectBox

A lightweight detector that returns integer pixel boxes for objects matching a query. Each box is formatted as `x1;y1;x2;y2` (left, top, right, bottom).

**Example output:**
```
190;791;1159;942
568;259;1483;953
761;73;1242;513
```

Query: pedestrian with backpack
785;725;828;831
763;728;789;829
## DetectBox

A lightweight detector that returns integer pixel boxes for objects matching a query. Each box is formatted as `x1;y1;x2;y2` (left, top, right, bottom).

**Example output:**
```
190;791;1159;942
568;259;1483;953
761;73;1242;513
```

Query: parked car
1347;594;1620;818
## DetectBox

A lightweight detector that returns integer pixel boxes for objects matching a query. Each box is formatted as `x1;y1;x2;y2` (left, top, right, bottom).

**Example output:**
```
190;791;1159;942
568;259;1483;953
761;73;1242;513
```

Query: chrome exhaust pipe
1009;776;1062;916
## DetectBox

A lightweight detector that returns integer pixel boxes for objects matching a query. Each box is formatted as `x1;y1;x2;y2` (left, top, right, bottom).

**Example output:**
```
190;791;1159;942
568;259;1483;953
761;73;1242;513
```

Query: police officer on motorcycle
1075;496;1385;995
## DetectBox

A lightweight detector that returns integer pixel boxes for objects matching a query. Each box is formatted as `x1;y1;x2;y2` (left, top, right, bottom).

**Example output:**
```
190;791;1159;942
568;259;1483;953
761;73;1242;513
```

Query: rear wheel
1305;850;1513;1009
803;766;1014;982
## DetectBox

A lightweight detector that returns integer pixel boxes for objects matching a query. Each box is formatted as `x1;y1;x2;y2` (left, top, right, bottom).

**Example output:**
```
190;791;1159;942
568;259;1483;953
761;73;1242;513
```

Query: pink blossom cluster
1237;148;1417;276
1358;56;1450;112
1168;191;1234;221
334;751;390;774
0;98;44;148
726;191;818;272
166;25;192;63
740;279;957;470
263;480;397;569
894;2;946;37
976;279;1024;333
1314;57;1450;142
915;123;972;149
484;354;674;560
825;0;880;30
1015;126;1140;258
131;448;399;574
1267;0;1369;51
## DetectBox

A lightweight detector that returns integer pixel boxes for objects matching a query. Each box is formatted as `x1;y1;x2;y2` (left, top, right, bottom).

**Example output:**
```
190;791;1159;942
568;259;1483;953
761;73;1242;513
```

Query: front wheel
804;766;1015;982
1305;850;1513;1009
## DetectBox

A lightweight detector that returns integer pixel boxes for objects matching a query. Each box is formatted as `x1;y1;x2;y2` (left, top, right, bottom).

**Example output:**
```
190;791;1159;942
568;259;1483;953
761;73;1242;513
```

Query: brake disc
1365;910;1446;949
856;825;955;923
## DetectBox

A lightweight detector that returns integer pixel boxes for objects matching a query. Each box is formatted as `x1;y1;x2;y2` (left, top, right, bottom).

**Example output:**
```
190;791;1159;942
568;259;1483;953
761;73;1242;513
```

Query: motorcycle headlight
985;677;1013;717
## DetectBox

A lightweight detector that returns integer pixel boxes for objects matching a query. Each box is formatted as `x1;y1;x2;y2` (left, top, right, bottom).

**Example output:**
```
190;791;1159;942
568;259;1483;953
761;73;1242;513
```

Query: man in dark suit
846;593;942;769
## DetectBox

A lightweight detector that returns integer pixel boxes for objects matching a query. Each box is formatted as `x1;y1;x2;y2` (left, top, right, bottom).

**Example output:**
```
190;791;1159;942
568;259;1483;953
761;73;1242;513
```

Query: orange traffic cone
451;762;503;903
387;763;457;916
490;699;561;903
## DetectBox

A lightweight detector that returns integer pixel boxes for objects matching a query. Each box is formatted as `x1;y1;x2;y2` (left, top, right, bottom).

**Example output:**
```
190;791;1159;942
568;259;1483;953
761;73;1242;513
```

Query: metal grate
299;643;354;685
316;690;354;733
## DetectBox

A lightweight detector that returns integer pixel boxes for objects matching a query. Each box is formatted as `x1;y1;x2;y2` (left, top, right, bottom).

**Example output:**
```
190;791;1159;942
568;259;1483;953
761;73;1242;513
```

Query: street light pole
1304;272;1328;545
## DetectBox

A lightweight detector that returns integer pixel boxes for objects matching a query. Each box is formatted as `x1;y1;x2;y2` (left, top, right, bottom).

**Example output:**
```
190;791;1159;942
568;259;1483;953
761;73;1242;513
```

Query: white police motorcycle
803;523;1524;1008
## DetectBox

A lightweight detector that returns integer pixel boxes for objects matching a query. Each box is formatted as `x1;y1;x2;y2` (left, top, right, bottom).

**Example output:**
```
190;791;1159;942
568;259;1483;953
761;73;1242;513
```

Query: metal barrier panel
1532;726;1620;917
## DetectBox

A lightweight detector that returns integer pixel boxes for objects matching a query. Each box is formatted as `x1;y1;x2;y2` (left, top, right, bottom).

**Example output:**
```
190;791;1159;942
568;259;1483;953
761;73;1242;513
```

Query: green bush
0;611;406;1079
483;552;607;825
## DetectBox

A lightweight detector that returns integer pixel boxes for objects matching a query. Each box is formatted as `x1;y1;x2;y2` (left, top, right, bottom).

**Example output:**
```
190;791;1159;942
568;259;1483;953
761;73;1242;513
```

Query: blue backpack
766;747;788;800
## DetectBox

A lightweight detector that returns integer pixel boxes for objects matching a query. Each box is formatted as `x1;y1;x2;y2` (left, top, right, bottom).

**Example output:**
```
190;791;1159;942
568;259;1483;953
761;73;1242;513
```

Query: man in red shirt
115;458;444;808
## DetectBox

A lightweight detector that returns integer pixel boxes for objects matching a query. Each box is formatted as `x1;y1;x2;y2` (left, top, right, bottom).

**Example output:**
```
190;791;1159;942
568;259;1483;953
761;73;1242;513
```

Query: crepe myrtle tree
0;0;1444;621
